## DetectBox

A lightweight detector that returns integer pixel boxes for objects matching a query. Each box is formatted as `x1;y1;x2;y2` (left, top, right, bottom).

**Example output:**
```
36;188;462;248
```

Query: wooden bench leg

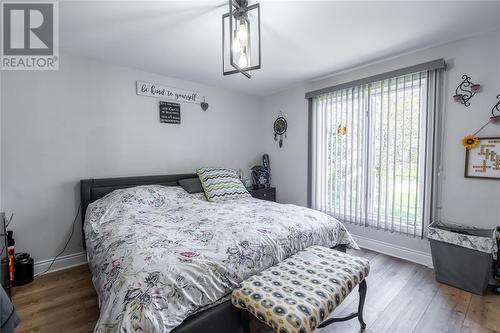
318;279;368;330
357;279;367;330
240;309;251;333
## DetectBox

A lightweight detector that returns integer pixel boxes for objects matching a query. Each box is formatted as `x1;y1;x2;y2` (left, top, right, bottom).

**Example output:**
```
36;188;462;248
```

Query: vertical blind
310;69;442;237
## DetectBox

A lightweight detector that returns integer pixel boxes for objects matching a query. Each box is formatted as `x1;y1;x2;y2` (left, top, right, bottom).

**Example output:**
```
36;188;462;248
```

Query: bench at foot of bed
232;246;370;333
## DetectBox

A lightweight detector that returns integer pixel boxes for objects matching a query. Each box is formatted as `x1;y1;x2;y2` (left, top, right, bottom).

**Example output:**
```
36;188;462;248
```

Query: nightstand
249;187;276;202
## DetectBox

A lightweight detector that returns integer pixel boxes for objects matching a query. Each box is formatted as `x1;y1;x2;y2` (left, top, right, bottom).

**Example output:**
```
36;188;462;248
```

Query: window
308;61;444;237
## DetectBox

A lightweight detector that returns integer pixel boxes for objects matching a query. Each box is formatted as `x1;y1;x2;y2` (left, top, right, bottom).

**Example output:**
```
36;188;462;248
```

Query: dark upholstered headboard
80;173;197;249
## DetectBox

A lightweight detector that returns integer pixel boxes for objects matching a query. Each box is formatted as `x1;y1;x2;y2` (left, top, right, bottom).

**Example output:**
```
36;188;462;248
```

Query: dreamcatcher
273;112;287;148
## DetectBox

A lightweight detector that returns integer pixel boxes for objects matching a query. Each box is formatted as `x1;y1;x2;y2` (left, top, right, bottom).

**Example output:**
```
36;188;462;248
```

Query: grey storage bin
428;221;497;295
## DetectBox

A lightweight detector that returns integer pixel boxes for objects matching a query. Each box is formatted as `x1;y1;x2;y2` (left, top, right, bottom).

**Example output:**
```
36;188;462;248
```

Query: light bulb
238;21;248;41
238;52;248;68
232;37;241;53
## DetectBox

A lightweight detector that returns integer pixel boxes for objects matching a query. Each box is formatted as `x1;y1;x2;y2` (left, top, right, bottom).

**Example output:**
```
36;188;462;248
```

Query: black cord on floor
35;204;81;278
0;214;14;255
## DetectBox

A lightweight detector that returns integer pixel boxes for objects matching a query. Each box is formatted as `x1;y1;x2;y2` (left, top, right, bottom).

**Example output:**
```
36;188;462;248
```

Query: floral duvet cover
85;185;357;333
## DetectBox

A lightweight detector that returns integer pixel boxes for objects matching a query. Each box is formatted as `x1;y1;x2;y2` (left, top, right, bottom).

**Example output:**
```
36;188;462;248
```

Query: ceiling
60;1;500;96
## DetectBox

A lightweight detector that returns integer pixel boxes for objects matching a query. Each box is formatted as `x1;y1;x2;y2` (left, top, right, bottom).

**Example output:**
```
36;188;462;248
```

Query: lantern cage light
222;0;261;79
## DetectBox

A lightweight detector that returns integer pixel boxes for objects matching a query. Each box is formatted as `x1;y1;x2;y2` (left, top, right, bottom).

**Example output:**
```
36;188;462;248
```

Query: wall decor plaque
137;81;200;104
465;137;500;180
159;101;181;124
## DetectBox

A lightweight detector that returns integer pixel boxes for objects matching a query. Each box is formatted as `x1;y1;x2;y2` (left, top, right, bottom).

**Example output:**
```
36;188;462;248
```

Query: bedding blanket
85;185;357;333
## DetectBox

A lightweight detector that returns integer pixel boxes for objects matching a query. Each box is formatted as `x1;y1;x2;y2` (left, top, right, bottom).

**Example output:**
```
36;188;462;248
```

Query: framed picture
159;101;181;124
464;137;500;180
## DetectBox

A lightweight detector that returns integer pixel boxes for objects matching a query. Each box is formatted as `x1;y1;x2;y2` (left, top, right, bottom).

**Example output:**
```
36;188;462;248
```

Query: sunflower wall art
464;137;500;180
462;135;480;149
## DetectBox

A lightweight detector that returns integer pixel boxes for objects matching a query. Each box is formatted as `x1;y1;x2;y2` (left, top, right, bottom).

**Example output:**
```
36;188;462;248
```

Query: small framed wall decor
159;101;181;124
464;137;500;180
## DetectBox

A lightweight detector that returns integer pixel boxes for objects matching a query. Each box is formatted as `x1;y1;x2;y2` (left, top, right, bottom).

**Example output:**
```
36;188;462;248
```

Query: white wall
1;54;265;265
263;30;500;256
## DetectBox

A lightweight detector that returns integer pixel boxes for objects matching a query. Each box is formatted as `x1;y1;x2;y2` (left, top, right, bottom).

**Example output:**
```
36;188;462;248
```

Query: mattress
84;185;357;333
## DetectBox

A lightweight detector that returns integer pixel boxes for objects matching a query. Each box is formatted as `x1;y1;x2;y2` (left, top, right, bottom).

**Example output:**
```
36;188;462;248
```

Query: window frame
306;60;446;238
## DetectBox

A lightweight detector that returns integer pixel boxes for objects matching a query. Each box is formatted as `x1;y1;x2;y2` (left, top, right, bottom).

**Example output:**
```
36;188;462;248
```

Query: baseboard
352;234;434;268
34;251;88;276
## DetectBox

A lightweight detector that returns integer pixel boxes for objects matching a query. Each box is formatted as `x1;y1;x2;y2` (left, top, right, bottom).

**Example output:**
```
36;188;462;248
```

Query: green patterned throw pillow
197;167;250;202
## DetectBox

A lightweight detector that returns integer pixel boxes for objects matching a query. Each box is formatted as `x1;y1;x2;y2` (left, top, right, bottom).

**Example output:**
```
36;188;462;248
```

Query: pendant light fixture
222;0;261;79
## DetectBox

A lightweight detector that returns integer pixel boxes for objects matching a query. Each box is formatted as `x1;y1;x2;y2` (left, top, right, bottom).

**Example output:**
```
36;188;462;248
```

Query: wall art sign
465;137;500;180
137;81;199;104
159;101;181;124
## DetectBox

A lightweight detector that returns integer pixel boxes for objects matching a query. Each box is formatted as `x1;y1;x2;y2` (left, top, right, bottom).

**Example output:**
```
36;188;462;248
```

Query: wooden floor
11;249;500;333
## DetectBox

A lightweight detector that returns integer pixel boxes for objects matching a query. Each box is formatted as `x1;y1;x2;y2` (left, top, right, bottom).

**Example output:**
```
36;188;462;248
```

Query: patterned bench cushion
231;246;370;333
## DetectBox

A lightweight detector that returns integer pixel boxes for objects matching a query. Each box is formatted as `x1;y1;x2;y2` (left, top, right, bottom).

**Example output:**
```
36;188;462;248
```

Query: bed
80;174;357;333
